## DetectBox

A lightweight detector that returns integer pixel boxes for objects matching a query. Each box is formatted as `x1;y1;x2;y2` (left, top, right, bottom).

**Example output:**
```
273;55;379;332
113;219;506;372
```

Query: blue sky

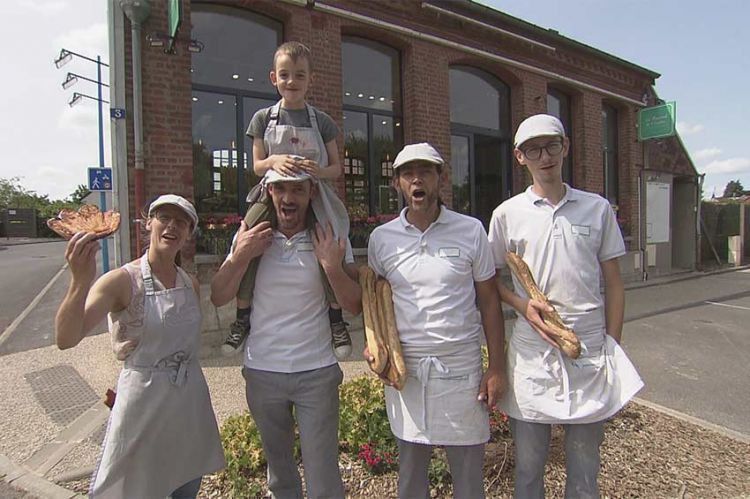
0;0;746;201
480;0;749;198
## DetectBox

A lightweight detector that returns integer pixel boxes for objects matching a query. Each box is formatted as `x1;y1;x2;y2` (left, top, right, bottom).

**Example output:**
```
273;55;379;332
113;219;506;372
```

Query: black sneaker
222;317;250;356
331;321;352;360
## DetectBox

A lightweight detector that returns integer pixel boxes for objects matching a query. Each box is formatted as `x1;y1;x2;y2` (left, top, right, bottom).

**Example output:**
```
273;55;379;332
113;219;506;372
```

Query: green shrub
217;412;265;498
339;375;398;473
428;447;452;494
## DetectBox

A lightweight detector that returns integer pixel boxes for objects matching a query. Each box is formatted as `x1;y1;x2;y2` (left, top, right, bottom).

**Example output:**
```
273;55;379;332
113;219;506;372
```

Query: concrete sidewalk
0;313;373;498
2;265;749;497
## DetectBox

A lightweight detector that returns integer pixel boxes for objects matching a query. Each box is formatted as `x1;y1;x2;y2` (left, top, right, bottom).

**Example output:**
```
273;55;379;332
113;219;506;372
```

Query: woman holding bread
55;194;224;498
488;115;643;499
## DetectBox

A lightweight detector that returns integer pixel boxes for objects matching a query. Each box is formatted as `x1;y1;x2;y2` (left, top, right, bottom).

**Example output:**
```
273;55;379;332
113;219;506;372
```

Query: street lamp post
55;49;111;273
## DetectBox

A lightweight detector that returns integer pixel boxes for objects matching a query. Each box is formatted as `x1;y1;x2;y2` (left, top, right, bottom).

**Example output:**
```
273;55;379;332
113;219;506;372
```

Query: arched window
449;66;511;227
341;37;403;218
191;6;282;218
547;88;573;186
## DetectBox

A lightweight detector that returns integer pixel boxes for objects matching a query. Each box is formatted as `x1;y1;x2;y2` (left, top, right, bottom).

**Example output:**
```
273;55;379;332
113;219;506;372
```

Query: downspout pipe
119;0;150;257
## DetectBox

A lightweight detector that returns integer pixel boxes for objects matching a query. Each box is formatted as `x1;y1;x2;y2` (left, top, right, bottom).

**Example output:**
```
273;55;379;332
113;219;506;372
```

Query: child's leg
223;195;273;356
320;265;351;360
308;210;352;359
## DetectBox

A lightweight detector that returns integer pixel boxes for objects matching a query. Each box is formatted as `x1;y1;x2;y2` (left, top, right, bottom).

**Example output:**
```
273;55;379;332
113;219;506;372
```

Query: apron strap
269;100;282;124
306;104;320;132
541;347;572;415
415;356;450;430
140;254;155;296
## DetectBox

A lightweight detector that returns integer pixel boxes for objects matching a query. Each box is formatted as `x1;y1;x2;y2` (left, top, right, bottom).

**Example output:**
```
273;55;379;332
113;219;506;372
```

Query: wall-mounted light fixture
146;32;204;54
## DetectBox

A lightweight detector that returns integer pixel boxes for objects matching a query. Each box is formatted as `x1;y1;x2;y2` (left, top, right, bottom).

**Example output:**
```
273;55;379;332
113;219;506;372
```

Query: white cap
393;142;444;170
514;114;566;148
263;170;314;184
148;194;198;233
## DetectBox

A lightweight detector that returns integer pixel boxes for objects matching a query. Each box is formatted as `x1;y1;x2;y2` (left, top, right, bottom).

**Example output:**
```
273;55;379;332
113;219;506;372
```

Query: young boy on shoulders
222;41;352;360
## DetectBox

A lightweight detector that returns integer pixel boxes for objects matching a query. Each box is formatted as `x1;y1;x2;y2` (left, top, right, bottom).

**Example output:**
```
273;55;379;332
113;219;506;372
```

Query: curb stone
1;454;84;499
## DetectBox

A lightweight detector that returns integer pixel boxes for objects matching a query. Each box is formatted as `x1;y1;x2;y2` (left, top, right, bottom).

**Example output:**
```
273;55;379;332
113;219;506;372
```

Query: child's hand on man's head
269;154;302;177
298;159;320;177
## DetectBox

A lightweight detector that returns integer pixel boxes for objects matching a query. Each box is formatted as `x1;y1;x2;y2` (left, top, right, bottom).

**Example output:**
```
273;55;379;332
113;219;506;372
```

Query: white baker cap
514;114;566;148
148;194;198;233
392;142;444;170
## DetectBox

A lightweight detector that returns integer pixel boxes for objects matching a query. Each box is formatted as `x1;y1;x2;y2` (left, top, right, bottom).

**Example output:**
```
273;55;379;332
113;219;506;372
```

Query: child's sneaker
331;320;352;360
222;317;250;356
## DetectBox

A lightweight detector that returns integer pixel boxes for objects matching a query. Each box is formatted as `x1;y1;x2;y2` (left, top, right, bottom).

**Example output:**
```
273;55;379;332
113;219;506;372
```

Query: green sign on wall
638;102;676;141
167;0;181;53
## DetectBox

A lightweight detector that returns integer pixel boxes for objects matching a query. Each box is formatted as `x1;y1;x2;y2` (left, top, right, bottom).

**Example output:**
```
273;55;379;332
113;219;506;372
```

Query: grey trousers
397;438;486;499
243;364;345;499
509;418;605;499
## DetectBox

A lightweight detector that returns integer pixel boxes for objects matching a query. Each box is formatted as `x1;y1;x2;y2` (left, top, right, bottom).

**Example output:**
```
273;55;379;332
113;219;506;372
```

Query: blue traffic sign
88;167;112;191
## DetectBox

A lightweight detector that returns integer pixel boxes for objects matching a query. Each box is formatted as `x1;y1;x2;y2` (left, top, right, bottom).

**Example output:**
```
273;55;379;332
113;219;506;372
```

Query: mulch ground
61;403;750;498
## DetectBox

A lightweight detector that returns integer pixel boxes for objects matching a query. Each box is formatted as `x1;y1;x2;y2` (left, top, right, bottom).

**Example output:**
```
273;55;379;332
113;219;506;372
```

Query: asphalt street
622;269;750;436
0;240;110;356
0;241;66;334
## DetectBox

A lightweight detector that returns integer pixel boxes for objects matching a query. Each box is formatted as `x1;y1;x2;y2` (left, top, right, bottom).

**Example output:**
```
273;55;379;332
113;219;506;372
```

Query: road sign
638;102;676;141
110;108;126;120
88;167;112;191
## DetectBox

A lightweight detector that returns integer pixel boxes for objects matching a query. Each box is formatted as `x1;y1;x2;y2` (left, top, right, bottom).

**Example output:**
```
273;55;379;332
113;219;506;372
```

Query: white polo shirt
368;206;496;347
237;228;354;373
488;185;625;335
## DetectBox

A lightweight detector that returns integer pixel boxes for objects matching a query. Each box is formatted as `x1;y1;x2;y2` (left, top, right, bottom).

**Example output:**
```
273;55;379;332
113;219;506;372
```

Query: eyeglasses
521;141;563;160
155;213;190;229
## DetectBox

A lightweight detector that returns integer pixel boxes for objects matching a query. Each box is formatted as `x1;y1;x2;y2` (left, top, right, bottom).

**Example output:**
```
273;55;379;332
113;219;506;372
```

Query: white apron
262;101;350;241
385;340;489;446
500;326;644;424
91;256;225;498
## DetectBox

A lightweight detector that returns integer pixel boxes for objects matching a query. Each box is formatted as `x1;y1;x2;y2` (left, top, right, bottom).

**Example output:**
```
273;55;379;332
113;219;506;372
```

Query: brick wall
118;0;694;261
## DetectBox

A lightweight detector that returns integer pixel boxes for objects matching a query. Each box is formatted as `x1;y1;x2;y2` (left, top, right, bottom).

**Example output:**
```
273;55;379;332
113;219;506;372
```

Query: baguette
358;266;388;374
505;251;581;359
376;278;407;390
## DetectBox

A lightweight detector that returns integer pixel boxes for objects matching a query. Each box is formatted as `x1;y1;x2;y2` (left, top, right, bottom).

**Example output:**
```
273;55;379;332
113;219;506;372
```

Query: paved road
622;269;750;436
0;241;109;356
0;241;66;334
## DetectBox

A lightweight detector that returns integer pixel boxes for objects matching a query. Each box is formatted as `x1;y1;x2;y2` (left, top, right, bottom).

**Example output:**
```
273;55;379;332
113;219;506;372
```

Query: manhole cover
25;364;99;426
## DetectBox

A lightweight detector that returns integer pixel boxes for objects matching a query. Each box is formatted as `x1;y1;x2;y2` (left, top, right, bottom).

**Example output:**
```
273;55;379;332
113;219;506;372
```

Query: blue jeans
169;477;202;499
510;418;604;499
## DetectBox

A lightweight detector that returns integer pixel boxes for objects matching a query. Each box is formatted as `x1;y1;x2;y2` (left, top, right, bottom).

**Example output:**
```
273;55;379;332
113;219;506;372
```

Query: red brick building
109;0;698;279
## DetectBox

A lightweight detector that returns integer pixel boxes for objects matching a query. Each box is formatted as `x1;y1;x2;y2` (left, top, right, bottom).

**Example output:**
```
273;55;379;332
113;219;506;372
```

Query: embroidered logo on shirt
438;247;460;258
571;224;591;236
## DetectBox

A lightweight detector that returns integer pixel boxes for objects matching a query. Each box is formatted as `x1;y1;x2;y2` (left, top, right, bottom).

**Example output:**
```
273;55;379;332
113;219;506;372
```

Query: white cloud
701;157;750;175
54;23;109;64
677;121;704;135
693;147;722;161
14;0;67;14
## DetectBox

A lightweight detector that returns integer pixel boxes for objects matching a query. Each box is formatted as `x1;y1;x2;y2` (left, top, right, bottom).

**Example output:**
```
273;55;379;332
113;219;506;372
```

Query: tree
723;179;745;198
69;184;91;204
0;177;48;209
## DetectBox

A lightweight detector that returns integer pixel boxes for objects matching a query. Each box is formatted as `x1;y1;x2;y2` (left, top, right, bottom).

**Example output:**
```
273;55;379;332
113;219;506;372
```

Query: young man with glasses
488;114;643;499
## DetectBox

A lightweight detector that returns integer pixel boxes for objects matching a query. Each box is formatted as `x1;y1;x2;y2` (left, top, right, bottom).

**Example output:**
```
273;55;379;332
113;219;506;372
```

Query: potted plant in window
196;213;243;255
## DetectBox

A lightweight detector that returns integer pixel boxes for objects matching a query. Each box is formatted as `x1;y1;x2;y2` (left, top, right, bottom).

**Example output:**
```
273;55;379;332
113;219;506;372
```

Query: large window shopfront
190;6;281;216
341;37;403;221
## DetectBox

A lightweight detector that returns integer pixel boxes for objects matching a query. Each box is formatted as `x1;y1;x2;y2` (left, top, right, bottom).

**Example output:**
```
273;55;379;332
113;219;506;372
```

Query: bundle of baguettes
358;266;407;390
505;252;581;359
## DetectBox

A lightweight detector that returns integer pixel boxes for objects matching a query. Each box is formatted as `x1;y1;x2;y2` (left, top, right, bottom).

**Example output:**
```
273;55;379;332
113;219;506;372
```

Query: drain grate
25;364;99;426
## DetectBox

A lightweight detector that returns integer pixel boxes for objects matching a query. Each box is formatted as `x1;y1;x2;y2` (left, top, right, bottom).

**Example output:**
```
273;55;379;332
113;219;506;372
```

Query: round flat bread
47;205;121;240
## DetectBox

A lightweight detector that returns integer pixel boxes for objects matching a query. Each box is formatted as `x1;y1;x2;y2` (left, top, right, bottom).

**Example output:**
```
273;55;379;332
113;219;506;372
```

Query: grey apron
91;256;225;498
